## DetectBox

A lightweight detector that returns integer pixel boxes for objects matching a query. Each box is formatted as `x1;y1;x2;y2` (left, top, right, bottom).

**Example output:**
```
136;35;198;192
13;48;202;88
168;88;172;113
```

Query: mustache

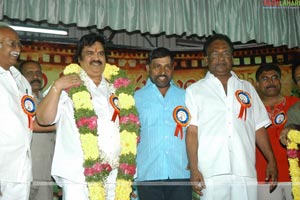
90;60;103;65
266;85;277;89
30;79;42;85
216;63;226;67
156;75;168;79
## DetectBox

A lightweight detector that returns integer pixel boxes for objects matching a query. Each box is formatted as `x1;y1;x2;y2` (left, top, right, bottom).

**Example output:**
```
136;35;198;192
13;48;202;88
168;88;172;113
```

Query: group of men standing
0;23;299;200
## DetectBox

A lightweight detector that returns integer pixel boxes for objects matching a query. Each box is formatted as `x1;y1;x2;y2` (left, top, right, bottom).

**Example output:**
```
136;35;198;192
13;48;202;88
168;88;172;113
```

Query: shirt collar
145;78;175;88
0;65;19;75
205;70;239;80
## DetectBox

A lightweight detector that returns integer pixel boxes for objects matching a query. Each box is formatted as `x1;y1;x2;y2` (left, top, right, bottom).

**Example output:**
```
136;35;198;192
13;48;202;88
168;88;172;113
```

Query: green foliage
119;153;136;165
85;171;111;182
120;107;138;116
120;122;140;133
83;158;101;167
116;170;134;180
78;126;97;136
75;109;97;120
68;85;88;96
115;84;135;96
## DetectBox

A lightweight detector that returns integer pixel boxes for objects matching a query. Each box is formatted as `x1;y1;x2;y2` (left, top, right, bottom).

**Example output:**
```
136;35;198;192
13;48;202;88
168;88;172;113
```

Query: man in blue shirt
134;47;191;200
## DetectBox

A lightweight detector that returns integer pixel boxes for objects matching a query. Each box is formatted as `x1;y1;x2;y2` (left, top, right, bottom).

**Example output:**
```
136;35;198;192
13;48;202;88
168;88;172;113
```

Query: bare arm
32;119;56;132
186;125;205;196
256;127;278;192
36;74;81;125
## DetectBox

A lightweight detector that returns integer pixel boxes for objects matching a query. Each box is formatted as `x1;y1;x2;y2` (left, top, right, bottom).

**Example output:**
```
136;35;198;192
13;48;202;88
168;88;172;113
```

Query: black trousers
137;178;192;200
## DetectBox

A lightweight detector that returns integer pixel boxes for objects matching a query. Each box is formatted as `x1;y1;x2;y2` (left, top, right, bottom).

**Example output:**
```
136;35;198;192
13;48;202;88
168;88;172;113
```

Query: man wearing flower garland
280;60;300;145
36;33;122;200
255;64;298;200
279;60;300;200
0;24;33;200
185;34;278;200
134;47;192;200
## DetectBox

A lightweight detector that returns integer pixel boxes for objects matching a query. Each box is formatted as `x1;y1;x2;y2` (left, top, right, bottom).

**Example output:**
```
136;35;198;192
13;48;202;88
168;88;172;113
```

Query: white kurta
51;75;121;188
0;66;33;183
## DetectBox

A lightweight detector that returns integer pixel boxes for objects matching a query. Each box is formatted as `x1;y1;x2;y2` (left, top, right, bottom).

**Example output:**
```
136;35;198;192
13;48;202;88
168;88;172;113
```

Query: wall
18;41;300;96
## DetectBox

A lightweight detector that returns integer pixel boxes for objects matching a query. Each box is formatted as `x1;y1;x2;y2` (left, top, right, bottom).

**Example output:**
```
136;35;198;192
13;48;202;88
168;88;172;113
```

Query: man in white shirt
0;25;33;200
185;33;278;200
36;33;121;200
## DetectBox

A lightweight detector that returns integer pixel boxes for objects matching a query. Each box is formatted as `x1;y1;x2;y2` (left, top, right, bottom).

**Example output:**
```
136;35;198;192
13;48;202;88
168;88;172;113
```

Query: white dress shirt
0;66;33;183
51;75;121;185
186;71;271;178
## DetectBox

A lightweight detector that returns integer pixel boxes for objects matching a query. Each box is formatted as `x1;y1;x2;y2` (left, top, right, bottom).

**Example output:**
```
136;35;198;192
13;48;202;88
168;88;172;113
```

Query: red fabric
256;96;299;183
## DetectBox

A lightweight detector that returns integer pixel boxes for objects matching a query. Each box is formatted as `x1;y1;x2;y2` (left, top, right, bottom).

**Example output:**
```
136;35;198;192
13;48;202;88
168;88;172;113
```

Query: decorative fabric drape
0;0;299;48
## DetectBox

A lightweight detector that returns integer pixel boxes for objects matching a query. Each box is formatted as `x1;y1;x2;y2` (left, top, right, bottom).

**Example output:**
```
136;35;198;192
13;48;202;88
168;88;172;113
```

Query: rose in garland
103;63;139;200
63;63;139;200
64;63;109;200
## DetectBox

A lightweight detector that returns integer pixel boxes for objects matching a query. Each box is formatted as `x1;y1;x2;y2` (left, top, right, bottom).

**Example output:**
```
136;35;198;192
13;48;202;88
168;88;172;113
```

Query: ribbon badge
235;90;252;121
21;95;36;130
110;94;120;122
273;111;286;127
173;106;191;139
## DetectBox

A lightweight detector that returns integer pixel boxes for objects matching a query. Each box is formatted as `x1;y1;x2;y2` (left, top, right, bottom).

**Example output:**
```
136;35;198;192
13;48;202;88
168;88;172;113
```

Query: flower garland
287;130;300;200
63;63;139;200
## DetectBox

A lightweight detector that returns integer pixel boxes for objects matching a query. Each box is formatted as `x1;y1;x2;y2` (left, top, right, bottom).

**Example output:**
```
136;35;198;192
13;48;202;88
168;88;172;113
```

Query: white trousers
258;183;293;200
0;155;31;200
61;169;118;200
201;174;257;200
0;181;30;200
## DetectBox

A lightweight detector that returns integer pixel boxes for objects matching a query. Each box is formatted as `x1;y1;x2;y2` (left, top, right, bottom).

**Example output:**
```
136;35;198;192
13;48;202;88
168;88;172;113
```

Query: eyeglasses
208;51;232;60
260;75;280;82
0;40;22;49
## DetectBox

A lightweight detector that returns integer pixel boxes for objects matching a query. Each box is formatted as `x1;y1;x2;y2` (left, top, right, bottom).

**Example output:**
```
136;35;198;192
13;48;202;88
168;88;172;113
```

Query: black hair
255;63;281;81
203;33;234;56
73;33;107;63
18;60;41;74
148;47;174;64
292;60;300;84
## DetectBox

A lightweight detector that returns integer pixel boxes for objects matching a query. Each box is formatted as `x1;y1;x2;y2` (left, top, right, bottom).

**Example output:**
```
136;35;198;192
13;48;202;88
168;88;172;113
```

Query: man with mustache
255;64;298;200
36;33;121;200
0;24;33;200
134;47;192;200
19;60;56;200
19;61;43;103
185;34;277;200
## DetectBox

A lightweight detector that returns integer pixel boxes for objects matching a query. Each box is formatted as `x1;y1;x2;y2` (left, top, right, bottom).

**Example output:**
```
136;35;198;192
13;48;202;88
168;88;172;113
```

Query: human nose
217;53;226;61
159;66;167;75
32;73;39;79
